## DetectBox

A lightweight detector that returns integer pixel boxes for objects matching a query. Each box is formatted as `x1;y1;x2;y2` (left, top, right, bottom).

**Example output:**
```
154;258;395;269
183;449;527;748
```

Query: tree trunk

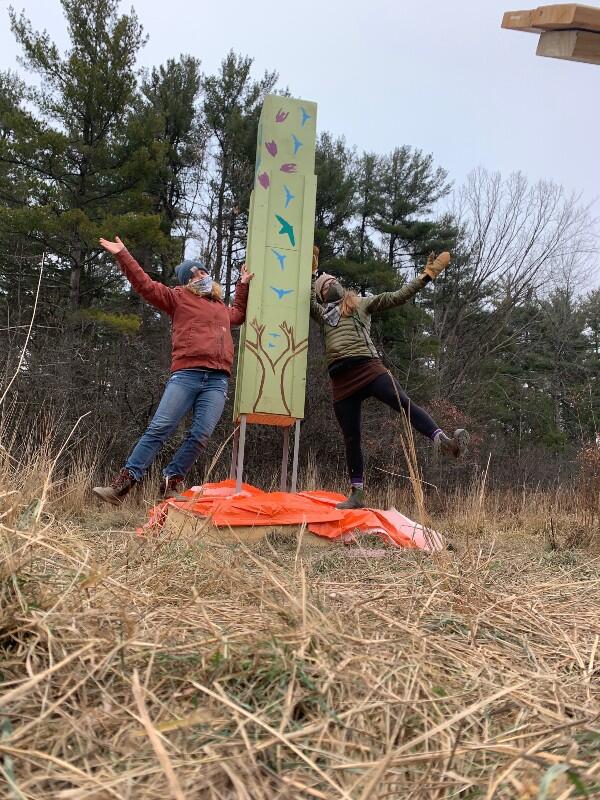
214;153;229;284
388;233;395;269
70;248;82;309
224;207;237;302
359;212;366;263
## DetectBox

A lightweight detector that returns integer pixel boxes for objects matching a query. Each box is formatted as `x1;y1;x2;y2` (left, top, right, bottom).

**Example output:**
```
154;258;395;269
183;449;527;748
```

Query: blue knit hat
175;259;209;286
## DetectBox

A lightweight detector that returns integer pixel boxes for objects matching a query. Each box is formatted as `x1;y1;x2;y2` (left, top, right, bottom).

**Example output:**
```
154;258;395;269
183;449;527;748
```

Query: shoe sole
92;487;122;507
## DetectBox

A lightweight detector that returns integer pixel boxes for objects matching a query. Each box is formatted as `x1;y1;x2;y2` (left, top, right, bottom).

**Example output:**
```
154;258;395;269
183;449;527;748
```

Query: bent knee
147;417;177;438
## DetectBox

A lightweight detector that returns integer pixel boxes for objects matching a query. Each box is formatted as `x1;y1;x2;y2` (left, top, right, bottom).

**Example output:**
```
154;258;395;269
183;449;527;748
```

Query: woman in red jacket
93;236;253;505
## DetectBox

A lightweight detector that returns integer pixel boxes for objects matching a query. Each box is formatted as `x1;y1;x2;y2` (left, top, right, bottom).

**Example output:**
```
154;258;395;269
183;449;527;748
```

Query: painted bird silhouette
275;108;289;123
265;140;278;157
271;248;287;270
292;133;303;155
300;107;311;127
270;286;294;300
268;332;281;338
275;214;295;246
283;185;295;208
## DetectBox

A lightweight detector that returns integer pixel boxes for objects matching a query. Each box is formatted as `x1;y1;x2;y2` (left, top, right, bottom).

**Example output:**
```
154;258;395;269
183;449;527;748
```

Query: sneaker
336;487;366;510
434;429;469;459
162;475;186;499
93;469;137;506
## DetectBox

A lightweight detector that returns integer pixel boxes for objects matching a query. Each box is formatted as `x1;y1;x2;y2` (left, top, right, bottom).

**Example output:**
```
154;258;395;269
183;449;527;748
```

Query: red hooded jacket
116;249;249;375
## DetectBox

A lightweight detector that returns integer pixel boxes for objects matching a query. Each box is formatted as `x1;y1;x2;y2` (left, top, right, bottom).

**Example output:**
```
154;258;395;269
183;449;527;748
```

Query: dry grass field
1;443;600;799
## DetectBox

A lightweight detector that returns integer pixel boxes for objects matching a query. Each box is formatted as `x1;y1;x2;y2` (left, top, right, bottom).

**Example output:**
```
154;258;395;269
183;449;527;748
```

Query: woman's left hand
240;264;254;284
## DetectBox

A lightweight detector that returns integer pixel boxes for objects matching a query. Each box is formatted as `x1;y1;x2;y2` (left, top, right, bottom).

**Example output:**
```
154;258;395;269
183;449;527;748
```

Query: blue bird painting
300;107;311;127
271;286;294;300
292;134;303;155
271;248;287;270
283;185;295;208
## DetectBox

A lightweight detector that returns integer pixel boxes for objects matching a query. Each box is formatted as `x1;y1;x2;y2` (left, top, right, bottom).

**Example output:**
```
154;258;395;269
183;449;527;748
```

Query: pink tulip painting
280;163;297;173
275;109;289;123
265;140;278;157
258;172;270;189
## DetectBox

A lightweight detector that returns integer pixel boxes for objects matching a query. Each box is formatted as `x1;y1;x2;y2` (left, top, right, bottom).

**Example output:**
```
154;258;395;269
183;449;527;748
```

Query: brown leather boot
434;429;469;459
92;469;137;506
161;475;186;499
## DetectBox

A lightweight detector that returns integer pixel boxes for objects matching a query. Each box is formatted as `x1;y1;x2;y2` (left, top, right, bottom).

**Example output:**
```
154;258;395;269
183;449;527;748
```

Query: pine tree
314;133;356;261
1;0;162;308
377;146;452;272
139;55;204;277
202;51;277;296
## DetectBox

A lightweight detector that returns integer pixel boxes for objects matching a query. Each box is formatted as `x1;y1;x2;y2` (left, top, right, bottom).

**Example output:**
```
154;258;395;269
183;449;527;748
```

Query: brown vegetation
1;433;599;799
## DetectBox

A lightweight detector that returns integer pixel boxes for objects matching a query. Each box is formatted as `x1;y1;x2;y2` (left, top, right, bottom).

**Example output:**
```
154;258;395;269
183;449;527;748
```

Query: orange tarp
139;480;443;551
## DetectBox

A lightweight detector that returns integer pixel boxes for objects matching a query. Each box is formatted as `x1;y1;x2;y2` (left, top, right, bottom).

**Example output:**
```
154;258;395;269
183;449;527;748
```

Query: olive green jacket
310;274;427;368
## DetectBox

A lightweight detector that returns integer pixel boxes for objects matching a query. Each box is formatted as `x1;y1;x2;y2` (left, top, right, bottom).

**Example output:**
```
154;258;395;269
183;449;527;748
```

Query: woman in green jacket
310;249;468;509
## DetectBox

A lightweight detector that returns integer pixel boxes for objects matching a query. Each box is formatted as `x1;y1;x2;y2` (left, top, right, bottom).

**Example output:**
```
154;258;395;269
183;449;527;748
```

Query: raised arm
100;237;176;316
228;281;249;326
364;276;427;314
228;263;253;326
365;252;451;314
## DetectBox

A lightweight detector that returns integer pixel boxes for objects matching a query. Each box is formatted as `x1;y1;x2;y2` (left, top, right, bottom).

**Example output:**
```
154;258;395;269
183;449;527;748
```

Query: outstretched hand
240;264;254;284
423;251;451;281
99;236;125;255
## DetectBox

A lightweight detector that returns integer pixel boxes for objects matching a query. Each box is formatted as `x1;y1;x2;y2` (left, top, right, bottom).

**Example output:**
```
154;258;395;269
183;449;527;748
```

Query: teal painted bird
275;214;295;246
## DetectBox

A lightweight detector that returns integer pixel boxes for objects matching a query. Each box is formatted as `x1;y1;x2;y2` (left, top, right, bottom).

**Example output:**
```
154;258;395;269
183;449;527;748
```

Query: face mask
325;281;344;302
191;274;212;294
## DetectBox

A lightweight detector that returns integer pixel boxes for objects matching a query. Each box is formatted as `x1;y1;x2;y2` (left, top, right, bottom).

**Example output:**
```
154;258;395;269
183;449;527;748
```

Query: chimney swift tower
231;95;318;492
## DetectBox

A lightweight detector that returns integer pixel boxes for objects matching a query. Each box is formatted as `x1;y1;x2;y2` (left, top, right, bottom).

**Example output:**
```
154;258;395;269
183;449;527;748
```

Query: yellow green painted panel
233;95;317;422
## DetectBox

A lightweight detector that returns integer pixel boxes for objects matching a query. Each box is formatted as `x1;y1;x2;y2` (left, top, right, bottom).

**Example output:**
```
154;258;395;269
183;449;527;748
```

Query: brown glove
421;251;451;281
312;245;320;273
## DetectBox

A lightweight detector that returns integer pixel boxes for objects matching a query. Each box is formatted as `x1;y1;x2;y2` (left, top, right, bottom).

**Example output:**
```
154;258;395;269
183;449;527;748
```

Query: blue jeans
125;369;228;481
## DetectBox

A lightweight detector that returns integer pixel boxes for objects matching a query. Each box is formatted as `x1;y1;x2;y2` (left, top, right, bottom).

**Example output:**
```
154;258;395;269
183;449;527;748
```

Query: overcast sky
1;0;599;227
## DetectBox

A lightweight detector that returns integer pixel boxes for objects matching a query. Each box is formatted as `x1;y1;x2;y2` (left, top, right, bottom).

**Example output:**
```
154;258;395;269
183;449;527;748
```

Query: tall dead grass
1;422;600;799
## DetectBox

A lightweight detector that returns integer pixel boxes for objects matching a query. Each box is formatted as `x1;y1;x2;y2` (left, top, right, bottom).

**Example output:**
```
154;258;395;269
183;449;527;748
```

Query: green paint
275;214;295;246
233;94;317;422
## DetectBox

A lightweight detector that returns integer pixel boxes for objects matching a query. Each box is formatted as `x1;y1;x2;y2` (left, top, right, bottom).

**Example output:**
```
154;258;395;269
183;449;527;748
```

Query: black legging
333;372;440;484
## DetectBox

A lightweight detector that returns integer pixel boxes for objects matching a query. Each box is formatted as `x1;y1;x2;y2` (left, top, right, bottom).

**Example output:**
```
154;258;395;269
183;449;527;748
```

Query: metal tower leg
235;415;247;494
280;426;290;492
290;420;301;493
229;425;240;479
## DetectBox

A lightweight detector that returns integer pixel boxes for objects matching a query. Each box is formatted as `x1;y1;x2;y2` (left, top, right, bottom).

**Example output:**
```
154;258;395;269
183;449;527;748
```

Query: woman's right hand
99;236;125;255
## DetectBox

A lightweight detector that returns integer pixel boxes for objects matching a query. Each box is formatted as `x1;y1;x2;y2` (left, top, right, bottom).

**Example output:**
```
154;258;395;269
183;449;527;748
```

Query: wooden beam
238;412;296;427
165;507;332;547
536;28;600;62
502;4;600;34
533;3;600;32
502;9;540;32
